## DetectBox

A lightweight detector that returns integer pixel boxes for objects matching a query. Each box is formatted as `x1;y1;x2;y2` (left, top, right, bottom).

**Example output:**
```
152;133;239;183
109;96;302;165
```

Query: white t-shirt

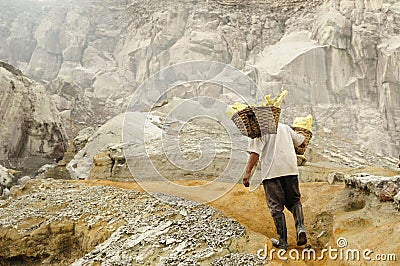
247;123;305;180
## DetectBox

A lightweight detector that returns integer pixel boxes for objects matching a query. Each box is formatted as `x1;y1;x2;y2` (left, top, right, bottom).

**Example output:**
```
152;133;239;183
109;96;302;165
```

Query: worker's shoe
291;204;307;246
271;213;288;250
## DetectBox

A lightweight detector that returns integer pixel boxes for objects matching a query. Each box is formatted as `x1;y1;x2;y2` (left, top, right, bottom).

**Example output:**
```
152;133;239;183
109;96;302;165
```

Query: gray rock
328;172;345;185
394;191;400;210
1;0;399;159
1;188;10;198
0;62;67;176
17;176;31;186
211;253;265;266
0;165;13;189
73;127;95;151
67;97;248;183
344;173;400;209
37;164;56;175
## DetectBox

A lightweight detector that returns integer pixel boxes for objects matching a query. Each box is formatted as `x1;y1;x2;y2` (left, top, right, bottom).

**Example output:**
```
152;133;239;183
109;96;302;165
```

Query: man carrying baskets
242;123;307;250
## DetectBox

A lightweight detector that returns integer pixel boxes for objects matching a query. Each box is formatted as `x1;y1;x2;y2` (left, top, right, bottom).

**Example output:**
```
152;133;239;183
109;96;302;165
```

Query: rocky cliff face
0;0;398;157
0;61;67;176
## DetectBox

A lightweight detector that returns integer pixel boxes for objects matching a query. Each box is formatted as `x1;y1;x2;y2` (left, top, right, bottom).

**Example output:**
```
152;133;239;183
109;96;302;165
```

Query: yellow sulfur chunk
231;102;248;111
226;102;250;118
260;94;273;106
225;105;236;118
258;91;288;107
272;90;288;107
262;94;273;106
226;91;287;118
293;114;313;131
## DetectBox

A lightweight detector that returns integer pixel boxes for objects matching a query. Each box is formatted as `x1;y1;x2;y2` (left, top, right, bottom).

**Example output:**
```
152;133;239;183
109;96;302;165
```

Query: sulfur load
226;90;288;118
293;114;313;131
226;102;252;118
259;90;288;107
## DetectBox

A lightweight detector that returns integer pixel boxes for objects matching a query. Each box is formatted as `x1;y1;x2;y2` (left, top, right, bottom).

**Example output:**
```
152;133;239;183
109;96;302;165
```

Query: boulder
345;173;400;208
394;191;400;210
17;176;31;186
0;165;14;191
379;182;399;202
328;172;345;185
66;113;127;180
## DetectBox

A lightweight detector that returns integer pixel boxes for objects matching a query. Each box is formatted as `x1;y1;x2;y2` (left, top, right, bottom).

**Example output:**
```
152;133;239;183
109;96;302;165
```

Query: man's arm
288;126;306;147
243;152;259;187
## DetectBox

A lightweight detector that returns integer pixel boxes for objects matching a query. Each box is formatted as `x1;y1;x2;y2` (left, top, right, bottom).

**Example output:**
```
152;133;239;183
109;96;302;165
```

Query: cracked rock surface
345;173;400;209
0;0;399;158
0;178;256;265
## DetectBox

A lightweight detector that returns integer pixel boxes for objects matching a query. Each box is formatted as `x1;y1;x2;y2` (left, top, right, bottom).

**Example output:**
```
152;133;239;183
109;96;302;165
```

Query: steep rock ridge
0;2;329;107
311;0;400;156
255;0;400;157
0;61;67;176
0;0;399;158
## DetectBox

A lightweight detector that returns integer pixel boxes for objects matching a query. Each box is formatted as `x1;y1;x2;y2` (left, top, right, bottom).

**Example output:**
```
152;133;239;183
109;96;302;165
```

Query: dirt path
79;176;399;265
78;180;341;249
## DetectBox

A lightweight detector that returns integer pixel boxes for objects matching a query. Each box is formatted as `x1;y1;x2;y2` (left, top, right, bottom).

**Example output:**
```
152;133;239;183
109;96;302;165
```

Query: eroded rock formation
345;173;400;208
0;61;67;176
0;0;398;158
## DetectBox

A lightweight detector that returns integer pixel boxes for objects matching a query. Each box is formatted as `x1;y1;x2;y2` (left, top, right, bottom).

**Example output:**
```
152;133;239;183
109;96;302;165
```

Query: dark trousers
262;175;301;217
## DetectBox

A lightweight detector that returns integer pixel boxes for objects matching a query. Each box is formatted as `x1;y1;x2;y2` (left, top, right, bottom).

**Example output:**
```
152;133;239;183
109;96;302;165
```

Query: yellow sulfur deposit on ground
293;114;313;131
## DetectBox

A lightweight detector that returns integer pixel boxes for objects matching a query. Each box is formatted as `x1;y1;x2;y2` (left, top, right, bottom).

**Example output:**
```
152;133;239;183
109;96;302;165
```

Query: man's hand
243;171;251;187
298;142;306;149
243;152;259;188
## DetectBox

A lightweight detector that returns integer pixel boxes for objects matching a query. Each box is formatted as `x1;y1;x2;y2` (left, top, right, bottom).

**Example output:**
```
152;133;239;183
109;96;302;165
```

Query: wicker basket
297;155;307;166
231;106;281;138
292;126;312;155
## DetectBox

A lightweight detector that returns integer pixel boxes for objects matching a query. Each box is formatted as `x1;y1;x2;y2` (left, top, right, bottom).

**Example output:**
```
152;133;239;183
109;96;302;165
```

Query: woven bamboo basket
292;126;312;155
297;155;307;166
231;106;281;138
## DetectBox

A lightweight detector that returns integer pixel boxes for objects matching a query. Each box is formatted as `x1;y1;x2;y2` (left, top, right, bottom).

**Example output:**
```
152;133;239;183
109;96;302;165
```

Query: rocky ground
0;164;399;265
0;178;260;265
